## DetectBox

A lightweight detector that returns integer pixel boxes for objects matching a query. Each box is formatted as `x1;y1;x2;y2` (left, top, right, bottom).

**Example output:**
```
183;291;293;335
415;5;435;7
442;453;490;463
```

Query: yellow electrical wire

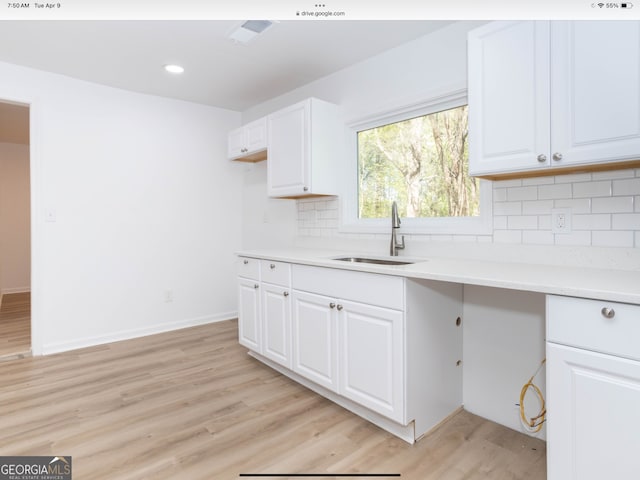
519;358;546;433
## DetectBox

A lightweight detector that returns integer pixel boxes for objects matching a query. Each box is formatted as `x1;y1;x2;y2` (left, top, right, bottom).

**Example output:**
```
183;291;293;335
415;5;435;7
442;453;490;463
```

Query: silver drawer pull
283;291;289;297
270;264;276;270
243;259;249;265
329;303;336;309
254;284;259;289
601;307;615;319
336;304;343;311
537;154;547;163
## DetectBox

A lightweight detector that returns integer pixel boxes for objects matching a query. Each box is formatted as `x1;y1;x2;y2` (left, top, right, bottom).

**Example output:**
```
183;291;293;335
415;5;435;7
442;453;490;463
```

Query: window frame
339;89;492;235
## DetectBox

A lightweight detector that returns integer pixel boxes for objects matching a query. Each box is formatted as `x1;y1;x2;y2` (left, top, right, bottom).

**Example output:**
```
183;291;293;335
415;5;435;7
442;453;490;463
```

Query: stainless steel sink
333;256;414;266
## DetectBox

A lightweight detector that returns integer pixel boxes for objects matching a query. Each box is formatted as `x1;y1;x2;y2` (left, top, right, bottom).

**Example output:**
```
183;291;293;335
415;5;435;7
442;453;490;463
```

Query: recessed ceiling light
164;64;184;74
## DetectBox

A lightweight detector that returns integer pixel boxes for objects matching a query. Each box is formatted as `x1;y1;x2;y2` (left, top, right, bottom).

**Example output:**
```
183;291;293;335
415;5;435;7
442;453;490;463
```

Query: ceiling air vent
228;20;274;44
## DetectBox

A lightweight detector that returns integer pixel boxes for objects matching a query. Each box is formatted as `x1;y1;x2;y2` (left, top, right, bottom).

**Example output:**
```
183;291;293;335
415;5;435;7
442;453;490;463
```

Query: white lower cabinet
291;291;403;421
238;278;261;352
339;300;403;422
238;259;463;443
237;257;292;367
547;295;640;480
261;282;292;369
292;290;338;392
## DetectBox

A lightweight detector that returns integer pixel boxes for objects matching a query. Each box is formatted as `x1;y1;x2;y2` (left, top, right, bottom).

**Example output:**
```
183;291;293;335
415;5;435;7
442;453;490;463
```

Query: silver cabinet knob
243;259;249;265
253;284;259;289
537;154;547;163
553;152;563;161
601;307;615;319
336;304;343;311
270;264;276;270
283;291;289;297
303;186;309;192
329;302;336;309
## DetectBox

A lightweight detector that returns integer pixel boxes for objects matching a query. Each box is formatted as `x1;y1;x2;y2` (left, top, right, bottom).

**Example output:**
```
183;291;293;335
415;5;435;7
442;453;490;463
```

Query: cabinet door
245;118;267;154
238;278;261;352
228;127;245;159
291;290;338;392
547;343;640;480
262;282;292;369
551;21;640;167
268;100;310;197
468;21;551;176
339;300;404;422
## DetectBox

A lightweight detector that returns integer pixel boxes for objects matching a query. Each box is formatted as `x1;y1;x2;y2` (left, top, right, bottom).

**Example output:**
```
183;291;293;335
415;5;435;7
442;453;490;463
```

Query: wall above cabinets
468;21;640;180
230;97;345;199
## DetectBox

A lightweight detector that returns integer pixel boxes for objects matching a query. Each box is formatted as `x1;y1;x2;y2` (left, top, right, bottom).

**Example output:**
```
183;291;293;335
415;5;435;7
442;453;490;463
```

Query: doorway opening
0;101;31;358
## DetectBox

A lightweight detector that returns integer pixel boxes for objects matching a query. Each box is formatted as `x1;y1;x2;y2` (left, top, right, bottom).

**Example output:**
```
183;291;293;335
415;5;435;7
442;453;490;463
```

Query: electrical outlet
551;208;572;234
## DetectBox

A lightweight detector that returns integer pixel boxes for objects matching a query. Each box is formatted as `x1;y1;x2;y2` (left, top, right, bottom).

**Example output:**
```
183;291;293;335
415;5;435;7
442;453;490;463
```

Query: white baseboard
40;310;238;355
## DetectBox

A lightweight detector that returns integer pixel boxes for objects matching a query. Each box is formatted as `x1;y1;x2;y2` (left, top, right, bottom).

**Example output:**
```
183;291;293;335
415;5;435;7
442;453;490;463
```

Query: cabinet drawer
260;260;291;286
293;264;404;310
237;257;260;280
547;295;640;362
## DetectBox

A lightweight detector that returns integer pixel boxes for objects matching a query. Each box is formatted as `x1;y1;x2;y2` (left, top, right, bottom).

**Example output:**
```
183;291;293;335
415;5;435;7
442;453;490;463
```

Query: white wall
0;142;30;294
0;60;244;354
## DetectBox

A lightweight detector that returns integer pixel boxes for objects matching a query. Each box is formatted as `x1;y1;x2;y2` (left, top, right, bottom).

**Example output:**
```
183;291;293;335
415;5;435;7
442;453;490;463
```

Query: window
340;91;491;235
358;105;479;219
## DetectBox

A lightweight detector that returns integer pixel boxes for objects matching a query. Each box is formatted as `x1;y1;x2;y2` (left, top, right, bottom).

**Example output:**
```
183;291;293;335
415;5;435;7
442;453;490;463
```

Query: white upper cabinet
468;21;551;176
228;117;268;162
267;98;343;198
551;21;640;167
469;20;640;178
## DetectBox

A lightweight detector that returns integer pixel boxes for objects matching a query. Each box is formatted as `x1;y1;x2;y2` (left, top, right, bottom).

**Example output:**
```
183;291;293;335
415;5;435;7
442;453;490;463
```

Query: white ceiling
0;20;453;112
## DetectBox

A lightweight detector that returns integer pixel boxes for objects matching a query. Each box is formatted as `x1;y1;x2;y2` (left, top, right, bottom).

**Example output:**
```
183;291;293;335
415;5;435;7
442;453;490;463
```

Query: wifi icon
598;2;604;6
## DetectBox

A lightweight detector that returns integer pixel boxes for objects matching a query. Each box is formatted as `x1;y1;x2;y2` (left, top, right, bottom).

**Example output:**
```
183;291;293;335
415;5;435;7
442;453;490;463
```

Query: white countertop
237;247;640;305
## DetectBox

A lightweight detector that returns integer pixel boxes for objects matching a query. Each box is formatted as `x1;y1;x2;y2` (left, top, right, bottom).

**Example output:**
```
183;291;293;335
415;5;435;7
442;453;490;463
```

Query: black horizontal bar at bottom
239;475;400;478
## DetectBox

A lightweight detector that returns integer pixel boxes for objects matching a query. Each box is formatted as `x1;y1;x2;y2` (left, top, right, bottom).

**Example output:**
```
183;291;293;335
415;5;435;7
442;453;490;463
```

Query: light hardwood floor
0;292;31;358
0;320;546;479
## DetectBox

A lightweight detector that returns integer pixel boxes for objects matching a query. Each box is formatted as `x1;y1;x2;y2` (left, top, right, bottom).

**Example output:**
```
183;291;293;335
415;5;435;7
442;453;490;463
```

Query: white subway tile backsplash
493;230;522;244
612;213;640;230
538;183;572;200
522;176;555;186
507;186;538;201
494;179;523;188
572;214;611;231
296;168;640;249
554;173;592;184
523;230;554;245
592;231;634;248
613;178;640;196
493;216;508;230
592;196;634;213
572;180;612;198
554;231;591;246
538;215;552;230
522;200;554;215
592;169;636;180
553;198;591;213
493;188;507;202
494;202;522;215
508;215;538;230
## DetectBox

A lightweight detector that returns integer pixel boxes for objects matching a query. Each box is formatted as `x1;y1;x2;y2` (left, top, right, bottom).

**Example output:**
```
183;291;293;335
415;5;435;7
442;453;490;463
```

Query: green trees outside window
357;105;479;219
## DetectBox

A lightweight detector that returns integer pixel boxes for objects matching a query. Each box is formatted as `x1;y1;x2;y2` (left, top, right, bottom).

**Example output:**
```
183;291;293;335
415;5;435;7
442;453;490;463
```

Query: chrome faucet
390;201;405;256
